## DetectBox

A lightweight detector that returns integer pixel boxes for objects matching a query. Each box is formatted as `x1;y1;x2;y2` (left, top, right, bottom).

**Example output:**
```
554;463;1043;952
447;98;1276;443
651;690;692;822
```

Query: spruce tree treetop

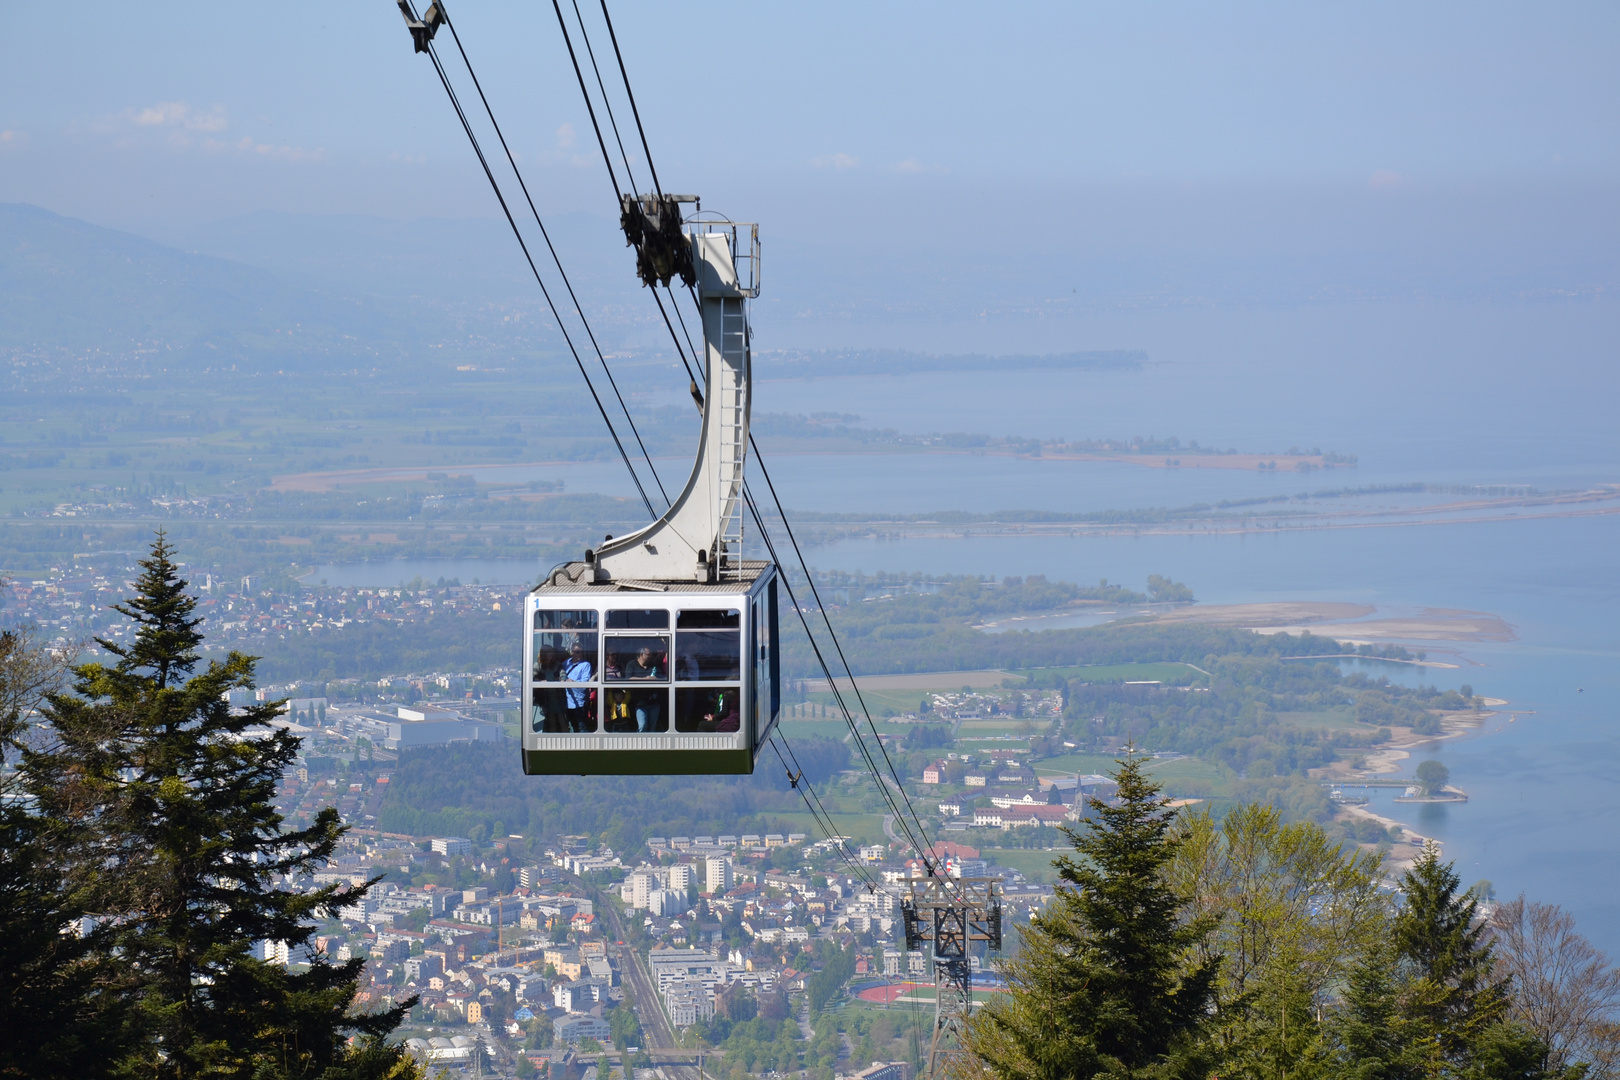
100;532;202;691
968;748;1219;1080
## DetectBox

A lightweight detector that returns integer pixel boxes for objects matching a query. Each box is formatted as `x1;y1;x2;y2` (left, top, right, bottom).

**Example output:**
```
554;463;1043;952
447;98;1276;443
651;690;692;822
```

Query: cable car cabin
520;218;770;775
522;560;781;775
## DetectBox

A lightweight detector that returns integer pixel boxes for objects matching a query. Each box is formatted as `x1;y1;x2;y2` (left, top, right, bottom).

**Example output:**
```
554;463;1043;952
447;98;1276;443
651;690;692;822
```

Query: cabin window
675;686;741;732
531;610;598;733
675;609;741;681
603;635;670;682
603;687;669;733
768;578;781;721
749;602;761;738
530;687;597;734
605;609;669;629
532;610;598;683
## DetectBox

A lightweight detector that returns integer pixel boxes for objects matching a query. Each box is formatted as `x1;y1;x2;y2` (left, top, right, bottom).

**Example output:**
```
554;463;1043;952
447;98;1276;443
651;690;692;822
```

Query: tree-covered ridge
782;595;1411;680
1064;649;1475;776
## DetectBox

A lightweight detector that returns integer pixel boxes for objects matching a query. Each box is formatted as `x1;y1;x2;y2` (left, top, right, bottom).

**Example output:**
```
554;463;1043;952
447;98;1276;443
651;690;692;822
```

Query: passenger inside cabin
676;686;740;732
624;646;662;680
709;689;740;732
564;642;593;682
563;643;594;732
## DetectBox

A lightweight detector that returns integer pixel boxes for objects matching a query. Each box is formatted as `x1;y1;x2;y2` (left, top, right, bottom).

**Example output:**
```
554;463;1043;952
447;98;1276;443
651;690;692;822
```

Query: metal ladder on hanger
715;295;747;573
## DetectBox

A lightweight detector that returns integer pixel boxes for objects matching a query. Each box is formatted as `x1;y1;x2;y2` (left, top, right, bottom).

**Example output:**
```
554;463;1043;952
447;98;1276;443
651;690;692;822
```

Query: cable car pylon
902;875;1003;1079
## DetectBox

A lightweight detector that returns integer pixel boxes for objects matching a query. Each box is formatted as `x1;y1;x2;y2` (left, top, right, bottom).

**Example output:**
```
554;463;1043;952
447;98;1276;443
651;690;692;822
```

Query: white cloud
1369;168;1406;189
131;101;228;132
0;129;24;150
812;152;859;170
893;158;945;175
556;122;577;150
225;136;324;162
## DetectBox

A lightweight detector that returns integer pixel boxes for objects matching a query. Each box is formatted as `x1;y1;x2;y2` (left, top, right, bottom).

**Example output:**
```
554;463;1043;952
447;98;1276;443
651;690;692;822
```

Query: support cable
569;0;642;197
668;285;704;373
547;0;623;206
440;13;670;508
767;734;880;892
748;440;941;869
744;486;936;874
597;0;665;198
652;288;699;387
412;22;657;518
769;733;879;890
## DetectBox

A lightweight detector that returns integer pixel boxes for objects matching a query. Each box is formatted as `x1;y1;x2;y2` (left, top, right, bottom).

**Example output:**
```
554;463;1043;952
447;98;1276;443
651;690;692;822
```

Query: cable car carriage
522;219;780;774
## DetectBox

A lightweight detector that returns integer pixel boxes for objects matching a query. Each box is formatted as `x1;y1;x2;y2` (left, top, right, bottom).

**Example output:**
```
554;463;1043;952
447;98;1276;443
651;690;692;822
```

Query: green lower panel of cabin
522;748;755;775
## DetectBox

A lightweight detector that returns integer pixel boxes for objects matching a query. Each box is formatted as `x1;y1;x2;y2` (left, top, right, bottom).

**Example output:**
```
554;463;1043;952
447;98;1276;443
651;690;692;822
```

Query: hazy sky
2;1;1616;231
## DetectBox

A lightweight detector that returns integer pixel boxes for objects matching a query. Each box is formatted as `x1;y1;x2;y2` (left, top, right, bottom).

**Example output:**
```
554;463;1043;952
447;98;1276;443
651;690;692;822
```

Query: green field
801;688;938;716
1032;752;1136;776
1023;661;1207;685
979;846;1069;884
956;739;1033;754
957;719;1052;737
1143;756;1235;797
1273;706;1366;732
775;720;854;742
776;716;941;747
767;811;888;847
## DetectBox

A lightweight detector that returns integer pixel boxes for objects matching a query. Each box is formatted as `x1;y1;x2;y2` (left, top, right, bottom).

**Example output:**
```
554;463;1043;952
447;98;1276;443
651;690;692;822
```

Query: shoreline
1315;705;1497;871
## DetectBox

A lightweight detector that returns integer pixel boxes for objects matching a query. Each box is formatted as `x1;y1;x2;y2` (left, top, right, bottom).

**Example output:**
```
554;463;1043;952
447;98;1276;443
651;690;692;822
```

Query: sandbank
1149;601;1515;645
1148;601;1375;627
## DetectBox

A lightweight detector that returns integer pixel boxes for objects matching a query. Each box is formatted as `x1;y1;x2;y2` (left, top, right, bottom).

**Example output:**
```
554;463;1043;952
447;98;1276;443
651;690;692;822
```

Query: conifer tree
1369;845;1575;1080
0;625;125;1078
968;751;1220;1080
1304;943;1425;1080
1395;845;1510;1061
25;535;419;1080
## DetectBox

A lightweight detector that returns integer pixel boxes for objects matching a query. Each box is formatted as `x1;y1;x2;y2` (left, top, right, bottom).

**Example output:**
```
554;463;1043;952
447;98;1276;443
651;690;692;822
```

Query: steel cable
410;18;657;518
440;12;671;508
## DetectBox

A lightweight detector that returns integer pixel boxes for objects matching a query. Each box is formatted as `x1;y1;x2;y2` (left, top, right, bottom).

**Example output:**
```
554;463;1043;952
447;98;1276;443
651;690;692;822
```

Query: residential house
1005;805;1071;827
987;789;1043;810
665;981;715;1027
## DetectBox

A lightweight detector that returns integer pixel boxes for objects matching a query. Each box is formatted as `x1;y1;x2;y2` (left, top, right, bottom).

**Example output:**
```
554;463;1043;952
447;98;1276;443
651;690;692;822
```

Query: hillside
0;202;441;370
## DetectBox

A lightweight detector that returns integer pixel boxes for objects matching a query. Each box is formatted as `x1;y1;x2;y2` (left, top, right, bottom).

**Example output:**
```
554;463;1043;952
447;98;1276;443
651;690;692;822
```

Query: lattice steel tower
902;876;1002;1079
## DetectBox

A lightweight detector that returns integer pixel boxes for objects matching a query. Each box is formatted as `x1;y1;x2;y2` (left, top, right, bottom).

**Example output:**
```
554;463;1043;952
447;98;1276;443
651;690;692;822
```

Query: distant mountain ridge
0;203;447;372
0;203;1149;382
